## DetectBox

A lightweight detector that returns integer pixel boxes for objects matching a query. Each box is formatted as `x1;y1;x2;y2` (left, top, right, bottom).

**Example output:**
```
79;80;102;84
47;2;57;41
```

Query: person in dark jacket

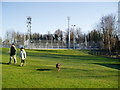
8;43;17;64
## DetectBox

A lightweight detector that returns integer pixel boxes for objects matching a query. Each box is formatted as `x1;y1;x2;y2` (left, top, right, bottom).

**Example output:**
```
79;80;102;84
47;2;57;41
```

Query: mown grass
1;48;119;88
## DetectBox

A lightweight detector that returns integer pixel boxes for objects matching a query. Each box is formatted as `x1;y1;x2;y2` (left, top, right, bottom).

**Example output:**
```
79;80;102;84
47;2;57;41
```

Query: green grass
1;48;119;88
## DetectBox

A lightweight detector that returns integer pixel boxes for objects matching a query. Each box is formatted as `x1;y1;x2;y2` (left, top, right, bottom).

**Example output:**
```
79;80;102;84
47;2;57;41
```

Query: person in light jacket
20;47;26;66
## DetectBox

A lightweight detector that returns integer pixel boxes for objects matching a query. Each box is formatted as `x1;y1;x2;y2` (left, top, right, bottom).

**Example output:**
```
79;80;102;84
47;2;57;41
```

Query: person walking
8;43;17;64
20;47;26;66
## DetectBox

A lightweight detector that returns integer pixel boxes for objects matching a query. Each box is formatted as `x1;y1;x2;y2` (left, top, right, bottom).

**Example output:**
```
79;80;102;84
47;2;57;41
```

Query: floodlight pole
71;25;76;49
67;16;70;49
84;34;87;49
27;16;32;48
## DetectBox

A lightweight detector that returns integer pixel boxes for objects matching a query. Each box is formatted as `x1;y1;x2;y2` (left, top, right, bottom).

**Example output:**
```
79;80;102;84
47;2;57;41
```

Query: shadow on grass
27;51;120;62
0;62;21;67
93;63;120;70
79;75;118;79
0;62;9;65
36;69;52;71
27;52;99;61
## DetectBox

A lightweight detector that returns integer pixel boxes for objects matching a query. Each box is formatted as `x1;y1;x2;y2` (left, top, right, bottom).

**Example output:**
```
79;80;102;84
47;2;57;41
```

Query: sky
1;1;118;40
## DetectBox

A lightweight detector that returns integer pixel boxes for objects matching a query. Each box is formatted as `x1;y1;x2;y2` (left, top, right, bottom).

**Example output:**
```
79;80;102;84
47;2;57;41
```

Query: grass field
1;48;119;88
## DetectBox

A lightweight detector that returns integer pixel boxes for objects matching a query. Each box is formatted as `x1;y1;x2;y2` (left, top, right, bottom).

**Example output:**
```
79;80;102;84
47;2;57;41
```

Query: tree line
2;14;120;57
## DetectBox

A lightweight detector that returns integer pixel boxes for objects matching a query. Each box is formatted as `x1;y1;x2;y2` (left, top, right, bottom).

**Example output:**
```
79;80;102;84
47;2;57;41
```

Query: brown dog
56;63;61;72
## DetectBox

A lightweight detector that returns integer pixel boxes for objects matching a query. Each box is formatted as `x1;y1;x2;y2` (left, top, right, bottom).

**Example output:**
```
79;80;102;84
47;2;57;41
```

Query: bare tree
86;14;119;57
54;29;63;48
98;14;118;55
